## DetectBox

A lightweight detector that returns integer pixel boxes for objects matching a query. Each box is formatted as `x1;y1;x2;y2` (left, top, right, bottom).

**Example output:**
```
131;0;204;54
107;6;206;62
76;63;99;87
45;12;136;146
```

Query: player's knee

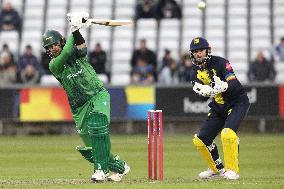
87;112;109;136
193;134;207;147
221;128;238;141
194;134;211;146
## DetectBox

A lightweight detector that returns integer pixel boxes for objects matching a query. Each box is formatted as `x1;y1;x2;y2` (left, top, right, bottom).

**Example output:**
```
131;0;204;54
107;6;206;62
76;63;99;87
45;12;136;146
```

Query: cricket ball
198;1;206;10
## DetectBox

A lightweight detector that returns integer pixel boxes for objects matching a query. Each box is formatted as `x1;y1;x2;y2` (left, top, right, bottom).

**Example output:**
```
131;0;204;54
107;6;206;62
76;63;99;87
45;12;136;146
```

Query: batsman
42;12;130;182
189;37;250;180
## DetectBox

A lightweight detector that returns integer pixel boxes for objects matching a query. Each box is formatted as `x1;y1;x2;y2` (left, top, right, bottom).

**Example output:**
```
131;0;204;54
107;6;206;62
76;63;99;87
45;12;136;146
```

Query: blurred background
0;0;283;135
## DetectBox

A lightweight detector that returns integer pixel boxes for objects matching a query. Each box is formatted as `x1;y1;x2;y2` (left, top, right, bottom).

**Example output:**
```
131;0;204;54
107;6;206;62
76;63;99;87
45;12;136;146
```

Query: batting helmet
42;30;66;57
42;30;64;48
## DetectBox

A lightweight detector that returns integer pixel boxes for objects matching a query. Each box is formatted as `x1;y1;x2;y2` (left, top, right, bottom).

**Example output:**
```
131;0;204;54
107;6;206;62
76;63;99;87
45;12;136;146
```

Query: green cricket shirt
49;35;105;113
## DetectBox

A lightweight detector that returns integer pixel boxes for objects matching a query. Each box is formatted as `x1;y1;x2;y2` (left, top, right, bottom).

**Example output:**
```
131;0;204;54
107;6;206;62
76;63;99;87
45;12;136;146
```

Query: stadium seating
111;74;130;86
0;31;19;54
250;0;271;61
135;19;158;50
182;0;202;51
115;0;135;19
158;19;180;60
40;75;60;86
45;0;68;34
112;26;134;75
6;0;23;12
89;0;113;51
275;63;284;84
0;0;282;84
206;0;226;57
20;0;45;57
274;0;284;42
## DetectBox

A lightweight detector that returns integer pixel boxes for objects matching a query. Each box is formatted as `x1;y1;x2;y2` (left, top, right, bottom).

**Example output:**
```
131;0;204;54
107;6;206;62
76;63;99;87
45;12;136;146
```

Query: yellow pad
193;134;218;173
221;128;239;173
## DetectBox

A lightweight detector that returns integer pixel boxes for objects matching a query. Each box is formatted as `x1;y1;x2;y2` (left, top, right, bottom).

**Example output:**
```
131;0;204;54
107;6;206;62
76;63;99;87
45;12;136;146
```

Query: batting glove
193;83;214;97
67;12;90;32
213;75;228;93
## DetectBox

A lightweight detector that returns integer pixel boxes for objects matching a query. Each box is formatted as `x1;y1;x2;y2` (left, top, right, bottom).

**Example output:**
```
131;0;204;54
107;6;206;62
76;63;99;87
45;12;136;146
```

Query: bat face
88;19;133;26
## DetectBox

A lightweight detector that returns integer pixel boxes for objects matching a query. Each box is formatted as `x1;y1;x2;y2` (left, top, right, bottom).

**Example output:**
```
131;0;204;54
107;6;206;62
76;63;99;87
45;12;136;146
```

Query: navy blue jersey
190;55;246;105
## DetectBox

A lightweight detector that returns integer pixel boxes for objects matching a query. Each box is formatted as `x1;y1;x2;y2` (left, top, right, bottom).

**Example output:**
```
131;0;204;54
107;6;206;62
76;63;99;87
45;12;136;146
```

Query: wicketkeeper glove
193;82;215;97
67;12;90;32
213;75;228;93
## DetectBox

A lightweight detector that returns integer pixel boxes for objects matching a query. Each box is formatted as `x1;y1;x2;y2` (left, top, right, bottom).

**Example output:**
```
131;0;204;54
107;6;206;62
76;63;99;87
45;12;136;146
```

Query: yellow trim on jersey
197;70;211;85
227;108;233;115
196;69;226;104
214;93;225;104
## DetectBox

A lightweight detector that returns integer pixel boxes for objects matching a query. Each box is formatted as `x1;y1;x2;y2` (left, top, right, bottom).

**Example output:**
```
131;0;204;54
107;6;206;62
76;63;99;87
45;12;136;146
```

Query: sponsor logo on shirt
67;69;83;79
225;62;232;70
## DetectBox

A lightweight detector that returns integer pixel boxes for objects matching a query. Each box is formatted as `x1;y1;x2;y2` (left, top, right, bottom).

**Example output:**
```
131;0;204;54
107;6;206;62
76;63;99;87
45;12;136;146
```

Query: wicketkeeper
189;37;250;180
42;12;130;182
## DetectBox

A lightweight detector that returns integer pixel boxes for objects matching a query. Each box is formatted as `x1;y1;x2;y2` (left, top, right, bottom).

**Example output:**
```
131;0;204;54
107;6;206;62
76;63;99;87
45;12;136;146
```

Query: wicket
147;110;163;180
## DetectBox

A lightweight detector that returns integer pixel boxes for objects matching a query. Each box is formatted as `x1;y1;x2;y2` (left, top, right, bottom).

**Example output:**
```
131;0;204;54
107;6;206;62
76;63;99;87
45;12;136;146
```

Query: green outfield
0;133;283;189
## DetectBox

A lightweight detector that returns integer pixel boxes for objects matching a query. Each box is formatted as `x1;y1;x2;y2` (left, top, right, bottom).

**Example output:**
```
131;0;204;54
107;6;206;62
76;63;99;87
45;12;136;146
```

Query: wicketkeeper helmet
189;37;212;66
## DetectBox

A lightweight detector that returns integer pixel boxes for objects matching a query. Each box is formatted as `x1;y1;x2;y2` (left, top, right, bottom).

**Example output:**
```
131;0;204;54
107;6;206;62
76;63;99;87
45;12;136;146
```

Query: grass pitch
0;133;283;189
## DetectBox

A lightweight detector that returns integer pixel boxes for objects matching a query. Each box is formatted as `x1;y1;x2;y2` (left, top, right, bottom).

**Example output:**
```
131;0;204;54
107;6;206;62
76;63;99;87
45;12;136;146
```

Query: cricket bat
88;19;133;26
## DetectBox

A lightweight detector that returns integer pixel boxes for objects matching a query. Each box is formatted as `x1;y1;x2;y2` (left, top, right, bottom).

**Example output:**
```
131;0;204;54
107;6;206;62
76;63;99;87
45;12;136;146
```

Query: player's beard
195;56;205;65
50;46;62;57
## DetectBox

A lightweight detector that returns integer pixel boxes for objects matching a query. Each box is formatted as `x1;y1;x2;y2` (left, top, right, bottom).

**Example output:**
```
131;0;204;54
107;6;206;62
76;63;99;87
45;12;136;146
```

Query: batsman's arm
73;30;87;57
49;35;75;75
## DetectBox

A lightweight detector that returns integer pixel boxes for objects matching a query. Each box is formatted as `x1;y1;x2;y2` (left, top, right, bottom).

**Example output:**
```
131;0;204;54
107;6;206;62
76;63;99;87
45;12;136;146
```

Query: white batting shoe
108;163;131;182
224;170;239;180
91;170;109;182
198;168;225;179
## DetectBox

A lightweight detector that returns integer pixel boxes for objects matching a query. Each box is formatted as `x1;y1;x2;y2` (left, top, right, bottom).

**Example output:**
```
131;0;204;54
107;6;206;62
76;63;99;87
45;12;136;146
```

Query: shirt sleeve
219;59;243;96
74;46;88;58
49;35;75;76
219;59;237;82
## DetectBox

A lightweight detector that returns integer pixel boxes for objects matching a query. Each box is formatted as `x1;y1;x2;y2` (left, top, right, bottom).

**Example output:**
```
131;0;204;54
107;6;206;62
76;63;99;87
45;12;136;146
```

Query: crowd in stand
0;0;282;86
130;38;193;85
135;0;182;20
0;2;21;32
0;43;42;85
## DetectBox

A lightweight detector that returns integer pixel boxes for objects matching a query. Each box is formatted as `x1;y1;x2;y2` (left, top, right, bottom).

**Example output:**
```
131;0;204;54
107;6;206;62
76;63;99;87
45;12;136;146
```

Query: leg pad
193;134;218;173
76;147;125;174
87;112;110;172
221;128;239;173
76;146;93;163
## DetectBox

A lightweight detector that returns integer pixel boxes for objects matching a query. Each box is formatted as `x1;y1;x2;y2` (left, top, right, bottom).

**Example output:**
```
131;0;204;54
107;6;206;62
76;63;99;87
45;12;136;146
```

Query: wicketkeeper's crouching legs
193;134;225;179
193;135;224;172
